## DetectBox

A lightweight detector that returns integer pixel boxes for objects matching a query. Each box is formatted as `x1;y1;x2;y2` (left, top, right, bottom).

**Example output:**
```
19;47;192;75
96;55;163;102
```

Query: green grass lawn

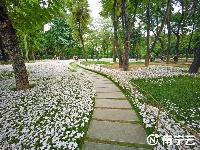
131;75;200;131
80;61;112;66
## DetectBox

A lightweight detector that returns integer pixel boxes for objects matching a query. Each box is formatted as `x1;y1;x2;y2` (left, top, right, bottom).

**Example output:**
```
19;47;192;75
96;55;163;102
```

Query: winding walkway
77;67;151;150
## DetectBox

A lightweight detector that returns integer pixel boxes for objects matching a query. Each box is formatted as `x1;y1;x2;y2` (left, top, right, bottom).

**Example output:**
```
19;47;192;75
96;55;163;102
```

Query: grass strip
84;138;153;149
92;118;141;124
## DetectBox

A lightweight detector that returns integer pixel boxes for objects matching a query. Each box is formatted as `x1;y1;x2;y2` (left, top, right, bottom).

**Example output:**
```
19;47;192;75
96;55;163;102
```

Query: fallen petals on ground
0;60;96;150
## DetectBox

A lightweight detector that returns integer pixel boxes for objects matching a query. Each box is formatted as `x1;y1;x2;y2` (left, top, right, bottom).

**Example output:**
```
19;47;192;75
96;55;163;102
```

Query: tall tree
0;0;63;90
188;0;200;73
185;0;198;61
189;37;200;73
0;5;29;90
44;18;76;59
166;2;172;64
112;0;123;67
66;0;90;61
101;0;123;67
145;0;151;67
122;0;130;71
171;0;187;60
150;0;171;52
144;0;171;66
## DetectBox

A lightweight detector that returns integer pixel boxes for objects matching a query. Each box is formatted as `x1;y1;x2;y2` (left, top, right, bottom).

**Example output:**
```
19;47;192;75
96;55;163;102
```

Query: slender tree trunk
158;37;164;56
80;36;87;61
175;35;180;57
77;18;87;61
24;32;29;63
150;0;171;52
187;1;197;61
172;1;185;62
112;0;122;68
132;0;139;60
187;25;194;59
166;3;171;64
145;0;150;67
122;0;130;71
136;42;140;60
112;37;116;62
31;48;35;61
0;5;29;90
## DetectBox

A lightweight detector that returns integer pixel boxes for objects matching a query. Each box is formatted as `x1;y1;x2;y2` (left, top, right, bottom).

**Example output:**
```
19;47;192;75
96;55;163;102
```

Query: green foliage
0;61;12;65
41;55;52;59
18;30;45;60
87;18;113;59
5;0;64;32
45;18;74;47
43;17;79;58
66;0;91;39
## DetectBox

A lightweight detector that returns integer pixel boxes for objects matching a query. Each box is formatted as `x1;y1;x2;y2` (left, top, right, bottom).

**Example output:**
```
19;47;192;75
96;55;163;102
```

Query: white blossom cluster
0;60;96;150
81;63;200;149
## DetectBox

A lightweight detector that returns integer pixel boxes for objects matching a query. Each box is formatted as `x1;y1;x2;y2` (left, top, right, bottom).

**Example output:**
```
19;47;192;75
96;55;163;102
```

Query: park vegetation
0;0;199;90
0;0;200;149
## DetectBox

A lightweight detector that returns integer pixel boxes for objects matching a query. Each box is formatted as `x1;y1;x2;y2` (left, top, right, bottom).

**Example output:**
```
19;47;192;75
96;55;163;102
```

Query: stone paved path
77;68;151;150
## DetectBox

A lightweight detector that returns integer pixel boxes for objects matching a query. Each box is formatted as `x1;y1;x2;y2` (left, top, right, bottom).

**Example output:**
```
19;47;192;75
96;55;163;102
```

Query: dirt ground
103;63;145;71
103;60;192;71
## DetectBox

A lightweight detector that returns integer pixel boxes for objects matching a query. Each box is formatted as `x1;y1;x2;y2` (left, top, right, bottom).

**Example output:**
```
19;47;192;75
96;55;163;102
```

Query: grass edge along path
84;138;153;149
74;63;153;146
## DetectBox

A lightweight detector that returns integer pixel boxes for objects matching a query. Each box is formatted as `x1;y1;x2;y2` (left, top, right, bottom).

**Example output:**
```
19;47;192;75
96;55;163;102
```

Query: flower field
0;60;96;149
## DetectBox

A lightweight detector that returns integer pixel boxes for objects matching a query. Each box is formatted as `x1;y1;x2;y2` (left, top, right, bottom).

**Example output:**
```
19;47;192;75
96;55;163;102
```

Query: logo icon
147;134;160;145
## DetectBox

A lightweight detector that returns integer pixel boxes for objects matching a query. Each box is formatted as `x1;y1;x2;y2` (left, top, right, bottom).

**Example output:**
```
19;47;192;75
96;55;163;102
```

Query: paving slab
94;82;114;87
94;77;113;84
95;87;121;92
83;142;147;150
94;82;118;88
87;120;147;144
97;92;126;99
95;99;132;108
93;108;139;121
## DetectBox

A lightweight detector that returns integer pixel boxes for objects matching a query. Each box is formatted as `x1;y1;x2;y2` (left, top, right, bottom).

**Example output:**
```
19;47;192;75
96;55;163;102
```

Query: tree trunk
175;34;180;57
80;36;87;61
158;37;164;56
145;0;150;67
31;48;35;61
166;3;171;64
0;35;8;62
122;0;130;71
187;1;197;61
0;5;29;90
112;37;116;62
24;32;29;63
172;0;185;62
136;42;140;60
189;46;200;74
112;0;122;68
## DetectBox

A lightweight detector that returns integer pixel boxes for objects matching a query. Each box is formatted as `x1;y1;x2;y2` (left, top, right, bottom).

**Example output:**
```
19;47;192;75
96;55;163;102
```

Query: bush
41;55;52;59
